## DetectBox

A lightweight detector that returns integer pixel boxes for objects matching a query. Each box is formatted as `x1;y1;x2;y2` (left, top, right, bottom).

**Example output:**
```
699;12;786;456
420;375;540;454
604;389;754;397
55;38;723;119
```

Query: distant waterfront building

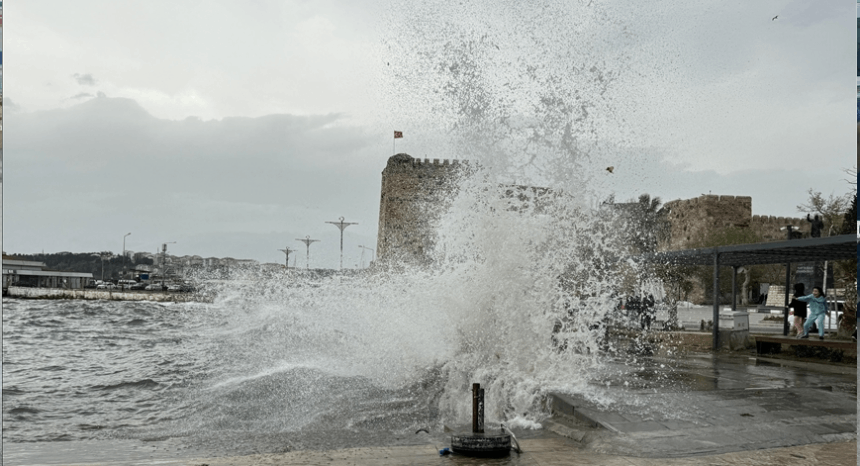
2;256;93;290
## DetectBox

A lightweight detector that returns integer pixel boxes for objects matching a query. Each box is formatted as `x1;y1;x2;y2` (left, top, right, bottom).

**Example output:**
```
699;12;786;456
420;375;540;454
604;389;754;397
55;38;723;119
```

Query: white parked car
145;283;165;291
822;310;843;331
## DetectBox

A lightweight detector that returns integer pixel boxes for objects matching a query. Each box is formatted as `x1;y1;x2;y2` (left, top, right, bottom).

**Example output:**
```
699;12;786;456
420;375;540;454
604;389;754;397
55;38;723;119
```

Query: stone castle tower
376;153;464;264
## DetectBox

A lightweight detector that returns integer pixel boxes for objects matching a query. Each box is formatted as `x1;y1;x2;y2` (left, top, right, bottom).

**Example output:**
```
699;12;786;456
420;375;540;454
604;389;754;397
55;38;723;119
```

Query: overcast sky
4;0;856;267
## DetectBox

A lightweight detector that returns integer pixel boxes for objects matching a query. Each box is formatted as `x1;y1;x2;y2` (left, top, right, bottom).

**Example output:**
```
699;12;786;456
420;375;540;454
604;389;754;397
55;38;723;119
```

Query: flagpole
393;130;402;154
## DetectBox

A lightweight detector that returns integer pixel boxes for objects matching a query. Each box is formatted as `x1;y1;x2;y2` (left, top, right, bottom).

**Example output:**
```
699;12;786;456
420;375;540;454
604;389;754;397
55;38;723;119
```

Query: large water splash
372;0;657;427
168;0;670;447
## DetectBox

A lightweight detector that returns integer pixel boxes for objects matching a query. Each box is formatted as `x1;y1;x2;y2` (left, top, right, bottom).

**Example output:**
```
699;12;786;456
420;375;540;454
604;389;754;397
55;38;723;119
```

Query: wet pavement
9;353;857;465
547;352;857;458
52;438;858;465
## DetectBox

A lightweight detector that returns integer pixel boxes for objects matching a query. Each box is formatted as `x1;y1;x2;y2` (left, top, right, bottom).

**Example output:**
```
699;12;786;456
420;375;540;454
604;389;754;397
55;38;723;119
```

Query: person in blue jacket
797;286;828;340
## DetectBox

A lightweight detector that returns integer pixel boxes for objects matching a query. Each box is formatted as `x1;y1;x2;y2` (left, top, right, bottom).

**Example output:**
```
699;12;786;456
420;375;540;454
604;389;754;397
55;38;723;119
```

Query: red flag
394;131;403;139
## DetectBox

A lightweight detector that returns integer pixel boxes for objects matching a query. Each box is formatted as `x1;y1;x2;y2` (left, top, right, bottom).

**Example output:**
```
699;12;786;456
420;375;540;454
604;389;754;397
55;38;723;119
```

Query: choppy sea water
2;290;455;462
2;264;657;466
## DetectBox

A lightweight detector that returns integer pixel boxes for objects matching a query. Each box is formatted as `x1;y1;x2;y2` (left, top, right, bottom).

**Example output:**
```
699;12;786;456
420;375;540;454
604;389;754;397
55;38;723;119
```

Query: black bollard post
454;382;509;456
477;388;485;433
472;383;480;433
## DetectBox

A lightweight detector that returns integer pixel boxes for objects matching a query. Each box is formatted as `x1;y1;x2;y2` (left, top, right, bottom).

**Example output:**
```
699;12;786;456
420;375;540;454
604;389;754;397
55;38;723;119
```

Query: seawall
5;286;212;303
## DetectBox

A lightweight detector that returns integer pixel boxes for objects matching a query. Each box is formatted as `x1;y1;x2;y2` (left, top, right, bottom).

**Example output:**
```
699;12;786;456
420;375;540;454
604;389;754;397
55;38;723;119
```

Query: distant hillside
3;251;153;280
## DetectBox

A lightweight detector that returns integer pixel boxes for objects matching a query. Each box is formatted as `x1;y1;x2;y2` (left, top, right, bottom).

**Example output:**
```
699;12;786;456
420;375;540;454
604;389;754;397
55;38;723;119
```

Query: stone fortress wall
661;194;810;251
659;195;811;304
376;154;813;264
750;214;812;242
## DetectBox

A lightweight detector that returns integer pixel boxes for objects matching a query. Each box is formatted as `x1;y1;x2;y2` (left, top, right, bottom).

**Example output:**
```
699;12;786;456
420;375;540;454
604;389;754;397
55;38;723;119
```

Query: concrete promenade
548;352;855;456
66;439;857;465
35;352;856;466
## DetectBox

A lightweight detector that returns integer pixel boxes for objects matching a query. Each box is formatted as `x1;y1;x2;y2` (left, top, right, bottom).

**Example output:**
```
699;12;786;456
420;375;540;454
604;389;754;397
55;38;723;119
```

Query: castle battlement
385;153;462;171
664;194;753;208
751;214;805;225
413;158;458;166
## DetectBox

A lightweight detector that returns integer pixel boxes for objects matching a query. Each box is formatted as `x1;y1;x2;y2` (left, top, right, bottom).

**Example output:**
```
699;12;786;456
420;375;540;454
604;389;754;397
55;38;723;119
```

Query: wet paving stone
548;352;856;457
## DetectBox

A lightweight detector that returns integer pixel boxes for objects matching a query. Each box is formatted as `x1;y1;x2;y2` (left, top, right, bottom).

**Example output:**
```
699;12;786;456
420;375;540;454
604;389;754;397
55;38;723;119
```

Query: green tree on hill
4;251;154;280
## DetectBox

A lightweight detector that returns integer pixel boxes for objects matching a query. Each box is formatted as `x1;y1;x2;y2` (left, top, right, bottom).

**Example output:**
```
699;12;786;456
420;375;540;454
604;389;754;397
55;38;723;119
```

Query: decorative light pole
161;241;176;288
296;236;320;270
358;245;375;268
278;247;295;269
122;232;131;284
326;216;358;270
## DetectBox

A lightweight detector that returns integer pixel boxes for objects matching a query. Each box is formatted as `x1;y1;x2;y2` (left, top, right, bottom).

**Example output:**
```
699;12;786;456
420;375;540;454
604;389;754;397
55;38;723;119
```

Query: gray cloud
73;73;97;86
5;95;852;264
70;92;94;100
5;97;382;264
4;97;21;112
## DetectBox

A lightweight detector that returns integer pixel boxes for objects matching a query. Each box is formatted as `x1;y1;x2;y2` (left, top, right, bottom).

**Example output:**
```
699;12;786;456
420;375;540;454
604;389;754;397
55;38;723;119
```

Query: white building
2;257;93;290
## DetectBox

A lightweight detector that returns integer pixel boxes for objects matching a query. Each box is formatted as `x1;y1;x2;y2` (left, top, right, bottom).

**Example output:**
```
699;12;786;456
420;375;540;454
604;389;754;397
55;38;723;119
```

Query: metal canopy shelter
638;234;857;349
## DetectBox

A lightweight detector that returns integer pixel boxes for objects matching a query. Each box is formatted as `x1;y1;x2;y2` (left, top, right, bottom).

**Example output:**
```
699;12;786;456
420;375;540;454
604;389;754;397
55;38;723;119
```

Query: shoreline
4;286;212;303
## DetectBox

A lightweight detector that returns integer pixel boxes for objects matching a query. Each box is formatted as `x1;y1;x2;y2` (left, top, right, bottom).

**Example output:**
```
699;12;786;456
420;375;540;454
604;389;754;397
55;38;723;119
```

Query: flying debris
606;166;614;174
772;15;778;21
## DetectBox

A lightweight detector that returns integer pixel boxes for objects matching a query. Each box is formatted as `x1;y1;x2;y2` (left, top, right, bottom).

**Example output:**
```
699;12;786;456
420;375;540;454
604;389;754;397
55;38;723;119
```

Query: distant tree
835;192;857;319
844;165;856;186
796;188;850;235
621;193;669;254
6;251;152;280
133;252;154;264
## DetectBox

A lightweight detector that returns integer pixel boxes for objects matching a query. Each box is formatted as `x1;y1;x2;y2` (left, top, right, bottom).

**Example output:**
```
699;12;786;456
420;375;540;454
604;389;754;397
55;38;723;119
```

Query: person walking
797;287;828;340
788;284;807;336
642;294;655;330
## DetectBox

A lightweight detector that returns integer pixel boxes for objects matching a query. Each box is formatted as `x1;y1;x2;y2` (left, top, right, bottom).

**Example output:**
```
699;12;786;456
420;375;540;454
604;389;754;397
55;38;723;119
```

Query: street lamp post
326;216;358;270
278;247;295;269
823;224;836;314
296;236;320;270
122;232;131;287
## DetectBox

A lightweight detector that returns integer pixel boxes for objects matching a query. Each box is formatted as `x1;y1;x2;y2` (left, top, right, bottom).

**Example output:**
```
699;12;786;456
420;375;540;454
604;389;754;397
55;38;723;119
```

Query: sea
2;283;459;463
